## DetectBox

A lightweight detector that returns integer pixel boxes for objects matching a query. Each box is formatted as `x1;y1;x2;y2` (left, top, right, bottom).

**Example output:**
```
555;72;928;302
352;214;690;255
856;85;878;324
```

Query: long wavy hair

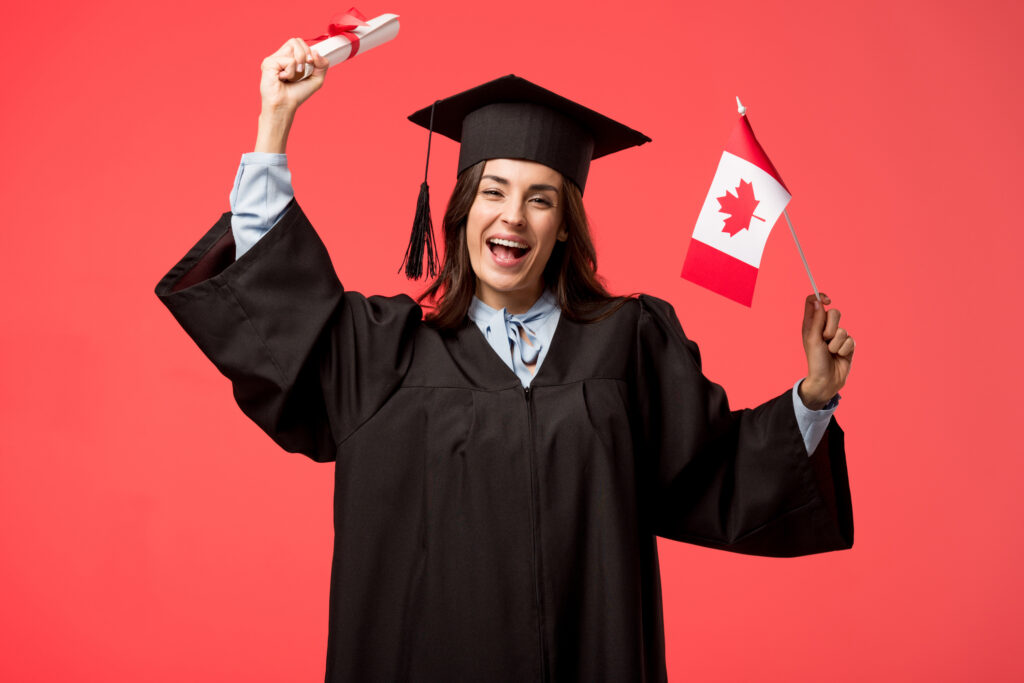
419;160;628;329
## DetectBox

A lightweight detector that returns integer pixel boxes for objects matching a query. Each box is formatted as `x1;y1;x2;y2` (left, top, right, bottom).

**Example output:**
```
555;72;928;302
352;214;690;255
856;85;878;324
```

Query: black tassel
401;100;440;280
403;180;438;279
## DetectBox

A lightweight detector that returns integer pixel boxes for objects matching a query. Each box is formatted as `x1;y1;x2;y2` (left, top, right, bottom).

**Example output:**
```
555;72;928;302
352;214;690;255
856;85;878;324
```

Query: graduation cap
401;74;651;279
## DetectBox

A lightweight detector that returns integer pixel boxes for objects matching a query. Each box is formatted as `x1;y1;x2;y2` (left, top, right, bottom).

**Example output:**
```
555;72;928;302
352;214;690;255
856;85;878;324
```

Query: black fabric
407;74;652;191
459;102;595;190
155;202;853;682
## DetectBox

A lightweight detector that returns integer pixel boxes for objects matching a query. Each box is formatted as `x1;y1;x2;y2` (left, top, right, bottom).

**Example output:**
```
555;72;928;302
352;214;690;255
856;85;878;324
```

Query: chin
476;270;546;307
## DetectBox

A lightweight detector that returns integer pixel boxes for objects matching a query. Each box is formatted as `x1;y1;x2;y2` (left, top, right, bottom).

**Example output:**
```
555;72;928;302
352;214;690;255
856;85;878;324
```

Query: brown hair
419;160;629;329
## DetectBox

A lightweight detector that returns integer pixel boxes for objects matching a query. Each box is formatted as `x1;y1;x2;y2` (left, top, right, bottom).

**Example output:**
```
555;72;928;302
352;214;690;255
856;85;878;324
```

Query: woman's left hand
799;293;855;410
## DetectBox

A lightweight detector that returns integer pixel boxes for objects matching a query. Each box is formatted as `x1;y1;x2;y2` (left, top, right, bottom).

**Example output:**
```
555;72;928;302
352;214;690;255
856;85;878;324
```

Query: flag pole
736;96;822;303
782;209;821;303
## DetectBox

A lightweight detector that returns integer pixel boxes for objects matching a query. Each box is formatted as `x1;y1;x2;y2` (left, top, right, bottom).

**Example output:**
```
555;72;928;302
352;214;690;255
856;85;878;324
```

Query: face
465;158;568;313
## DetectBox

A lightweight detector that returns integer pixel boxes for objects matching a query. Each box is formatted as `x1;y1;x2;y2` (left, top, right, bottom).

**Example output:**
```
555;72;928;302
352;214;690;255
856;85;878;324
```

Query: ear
557;223;568;242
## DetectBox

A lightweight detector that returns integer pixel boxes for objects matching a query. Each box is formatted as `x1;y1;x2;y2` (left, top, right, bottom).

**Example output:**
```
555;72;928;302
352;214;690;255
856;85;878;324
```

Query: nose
501;200;526;227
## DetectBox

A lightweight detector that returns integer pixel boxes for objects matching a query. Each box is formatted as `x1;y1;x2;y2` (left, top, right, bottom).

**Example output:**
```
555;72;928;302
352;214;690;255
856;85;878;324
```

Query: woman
156;40;855;682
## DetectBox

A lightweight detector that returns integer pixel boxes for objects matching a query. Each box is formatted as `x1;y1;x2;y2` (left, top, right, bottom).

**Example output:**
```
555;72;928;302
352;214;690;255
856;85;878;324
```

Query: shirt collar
468;289;559;325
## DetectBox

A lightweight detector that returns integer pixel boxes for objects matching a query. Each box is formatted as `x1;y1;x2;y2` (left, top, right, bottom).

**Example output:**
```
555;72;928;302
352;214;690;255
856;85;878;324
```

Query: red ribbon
307;7;370;59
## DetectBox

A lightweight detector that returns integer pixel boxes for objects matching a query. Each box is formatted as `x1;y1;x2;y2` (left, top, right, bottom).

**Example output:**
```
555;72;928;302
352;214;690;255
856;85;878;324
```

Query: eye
480;188;504;199
529;195;555;207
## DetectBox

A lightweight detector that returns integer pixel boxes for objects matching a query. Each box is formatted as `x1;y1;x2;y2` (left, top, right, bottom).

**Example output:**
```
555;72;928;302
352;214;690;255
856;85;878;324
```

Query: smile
487;237;531;263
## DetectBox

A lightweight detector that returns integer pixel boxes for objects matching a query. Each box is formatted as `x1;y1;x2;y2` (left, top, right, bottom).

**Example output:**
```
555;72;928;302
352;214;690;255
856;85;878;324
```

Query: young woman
156;39;855;682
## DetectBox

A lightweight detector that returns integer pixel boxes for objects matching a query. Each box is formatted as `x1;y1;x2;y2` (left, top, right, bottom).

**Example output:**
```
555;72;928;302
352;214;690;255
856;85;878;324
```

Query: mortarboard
401;74;651;279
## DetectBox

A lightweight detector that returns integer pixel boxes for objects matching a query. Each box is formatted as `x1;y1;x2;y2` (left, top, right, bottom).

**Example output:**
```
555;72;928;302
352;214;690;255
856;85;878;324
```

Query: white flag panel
691;151;791;268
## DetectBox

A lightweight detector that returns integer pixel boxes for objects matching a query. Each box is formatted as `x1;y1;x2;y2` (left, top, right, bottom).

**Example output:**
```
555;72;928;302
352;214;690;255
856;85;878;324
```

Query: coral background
3;1;1021;680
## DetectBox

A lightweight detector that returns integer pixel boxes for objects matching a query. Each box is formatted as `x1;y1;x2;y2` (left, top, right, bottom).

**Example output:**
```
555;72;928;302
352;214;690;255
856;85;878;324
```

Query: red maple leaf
717;179;766;236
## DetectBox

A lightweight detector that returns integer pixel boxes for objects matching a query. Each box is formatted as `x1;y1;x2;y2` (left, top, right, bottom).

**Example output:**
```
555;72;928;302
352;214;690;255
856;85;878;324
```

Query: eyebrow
481;175;560;193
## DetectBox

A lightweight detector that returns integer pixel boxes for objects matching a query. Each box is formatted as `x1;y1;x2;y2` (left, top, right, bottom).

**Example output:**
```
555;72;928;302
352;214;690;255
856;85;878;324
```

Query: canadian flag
681;111;791;306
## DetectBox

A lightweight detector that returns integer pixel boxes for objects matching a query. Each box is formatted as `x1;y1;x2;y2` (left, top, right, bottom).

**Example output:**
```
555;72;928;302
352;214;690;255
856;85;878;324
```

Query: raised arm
156;39;421;464
232;40;331;259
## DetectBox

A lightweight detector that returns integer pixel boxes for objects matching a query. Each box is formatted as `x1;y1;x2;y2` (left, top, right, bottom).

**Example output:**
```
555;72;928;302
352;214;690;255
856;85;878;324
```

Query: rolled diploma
298;13;400;80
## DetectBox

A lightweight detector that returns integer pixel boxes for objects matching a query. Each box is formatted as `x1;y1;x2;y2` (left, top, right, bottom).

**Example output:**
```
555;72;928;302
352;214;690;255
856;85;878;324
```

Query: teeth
488;237;529;249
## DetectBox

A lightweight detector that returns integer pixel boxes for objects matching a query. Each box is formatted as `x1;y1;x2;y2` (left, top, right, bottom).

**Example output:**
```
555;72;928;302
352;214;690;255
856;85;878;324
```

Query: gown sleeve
154;200;422;463
634;295;853;557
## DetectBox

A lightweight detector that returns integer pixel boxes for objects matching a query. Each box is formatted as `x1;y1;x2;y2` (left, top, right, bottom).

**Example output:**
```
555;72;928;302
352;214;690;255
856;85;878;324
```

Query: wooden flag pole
735;97;822;303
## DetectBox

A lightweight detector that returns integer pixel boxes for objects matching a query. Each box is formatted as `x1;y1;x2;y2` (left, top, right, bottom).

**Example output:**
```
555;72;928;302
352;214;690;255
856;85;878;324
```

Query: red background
3;0;1021;680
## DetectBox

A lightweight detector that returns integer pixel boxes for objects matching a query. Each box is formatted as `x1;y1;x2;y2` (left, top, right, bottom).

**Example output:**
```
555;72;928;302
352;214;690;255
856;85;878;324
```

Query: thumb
802;293;826;341
310;51;330;77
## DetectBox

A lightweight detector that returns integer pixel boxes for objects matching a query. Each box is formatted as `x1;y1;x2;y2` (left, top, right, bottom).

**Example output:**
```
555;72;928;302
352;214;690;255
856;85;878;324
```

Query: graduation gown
155;201;853;682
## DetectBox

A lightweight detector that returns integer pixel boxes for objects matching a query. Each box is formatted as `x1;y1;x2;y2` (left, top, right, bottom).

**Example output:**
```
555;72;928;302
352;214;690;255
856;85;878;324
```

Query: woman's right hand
254;39;330;153
260;38;330;114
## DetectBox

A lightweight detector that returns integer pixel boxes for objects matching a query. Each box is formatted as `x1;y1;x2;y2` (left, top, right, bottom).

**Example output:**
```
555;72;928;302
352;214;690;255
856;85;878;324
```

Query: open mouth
487;237;531;261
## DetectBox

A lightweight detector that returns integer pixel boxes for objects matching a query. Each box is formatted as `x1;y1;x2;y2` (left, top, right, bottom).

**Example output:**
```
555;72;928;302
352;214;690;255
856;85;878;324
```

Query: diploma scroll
298;13;400;79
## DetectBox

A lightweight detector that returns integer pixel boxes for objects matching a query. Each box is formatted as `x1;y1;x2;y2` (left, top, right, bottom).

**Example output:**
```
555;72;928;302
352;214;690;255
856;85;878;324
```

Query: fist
799;293;855;410
259;38;330;112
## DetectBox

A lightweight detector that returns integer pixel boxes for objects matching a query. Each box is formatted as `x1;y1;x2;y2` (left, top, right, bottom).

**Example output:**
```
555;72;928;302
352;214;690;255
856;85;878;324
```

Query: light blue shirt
229;153;838;454
229;152;293;260
467;290;561;388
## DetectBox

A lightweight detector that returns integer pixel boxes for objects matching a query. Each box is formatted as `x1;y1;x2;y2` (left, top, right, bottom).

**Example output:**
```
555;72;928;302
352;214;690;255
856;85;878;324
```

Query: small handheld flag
681;99;799;306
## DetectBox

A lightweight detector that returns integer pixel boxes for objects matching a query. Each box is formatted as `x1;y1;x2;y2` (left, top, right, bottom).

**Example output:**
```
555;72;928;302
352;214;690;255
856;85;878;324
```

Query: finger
311;48;329;72
802;294;826;339
307;53;329;81
279;58;297;81
273;39;296;79
287;37;310;64
263;55;291;72
827;327;849;354
302;46;314;73
293;38;315;78
288;39;308;78
837;336;856;359
273;39;296;57
823;308;841;341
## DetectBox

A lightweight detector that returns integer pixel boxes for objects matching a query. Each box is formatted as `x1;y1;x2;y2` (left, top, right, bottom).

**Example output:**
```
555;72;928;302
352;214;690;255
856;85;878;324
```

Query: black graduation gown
155;201;853;682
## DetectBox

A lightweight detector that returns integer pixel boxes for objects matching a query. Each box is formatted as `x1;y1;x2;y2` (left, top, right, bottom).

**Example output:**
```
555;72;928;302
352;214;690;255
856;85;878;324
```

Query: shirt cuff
792;379;839;456
239;151;289;166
